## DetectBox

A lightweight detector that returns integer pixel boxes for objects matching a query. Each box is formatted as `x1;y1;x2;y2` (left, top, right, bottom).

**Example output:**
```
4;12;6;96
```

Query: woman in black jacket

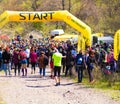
65;51;74;77
86;50;96;83
2;48;11;76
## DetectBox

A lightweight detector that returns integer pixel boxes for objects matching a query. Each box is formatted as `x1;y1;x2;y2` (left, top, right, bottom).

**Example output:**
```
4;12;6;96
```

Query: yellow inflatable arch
0;10;91;48
114;29;120;60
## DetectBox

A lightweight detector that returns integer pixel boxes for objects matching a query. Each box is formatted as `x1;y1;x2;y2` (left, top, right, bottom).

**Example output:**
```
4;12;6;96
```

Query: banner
0;10;91;47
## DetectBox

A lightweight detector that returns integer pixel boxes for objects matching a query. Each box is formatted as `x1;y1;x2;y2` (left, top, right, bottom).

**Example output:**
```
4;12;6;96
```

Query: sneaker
55;83;59;86
22;74;24;77
78;81;82;83
43;77;46;79
58;82;60;85
55;82;60;86
49;75;52;77
90;80;95;84
40;75;42;78
51;75;54;79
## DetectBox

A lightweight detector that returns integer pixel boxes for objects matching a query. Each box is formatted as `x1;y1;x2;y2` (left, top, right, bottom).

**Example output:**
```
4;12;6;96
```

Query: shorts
54;66;61;77
20;59;27;64
50;61;53;69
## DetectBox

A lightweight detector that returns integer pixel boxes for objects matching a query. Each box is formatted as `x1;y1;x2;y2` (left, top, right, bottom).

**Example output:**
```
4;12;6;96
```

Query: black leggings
31;62;36;71
54;66;61;77
14;63;21;76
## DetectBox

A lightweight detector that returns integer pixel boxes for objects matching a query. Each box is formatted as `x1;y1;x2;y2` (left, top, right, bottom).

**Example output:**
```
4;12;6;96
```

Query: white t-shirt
25;48;30;58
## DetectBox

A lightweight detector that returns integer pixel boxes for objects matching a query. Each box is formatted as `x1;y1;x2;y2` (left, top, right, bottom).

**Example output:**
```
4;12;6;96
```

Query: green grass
0;70;4;73
82;77;120;101
109;91;120;101
67;70;120;101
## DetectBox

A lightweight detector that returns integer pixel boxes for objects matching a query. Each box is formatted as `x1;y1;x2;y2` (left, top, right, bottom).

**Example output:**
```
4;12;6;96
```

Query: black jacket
2;50;11;63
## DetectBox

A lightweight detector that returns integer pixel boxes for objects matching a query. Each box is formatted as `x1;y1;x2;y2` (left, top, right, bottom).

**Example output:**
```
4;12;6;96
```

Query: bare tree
62;0;65;10
32;0;39;11
68;0;71;12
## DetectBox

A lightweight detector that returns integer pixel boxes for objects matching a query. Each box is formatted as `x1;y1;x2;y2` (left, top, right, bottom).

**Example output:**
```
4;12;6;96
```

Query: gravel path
0;67;119;104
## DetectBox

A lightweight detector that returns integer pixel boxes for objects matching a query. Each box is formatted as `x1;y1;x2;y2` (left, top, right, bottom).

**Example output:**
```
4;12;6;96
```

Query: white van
50;29;64;36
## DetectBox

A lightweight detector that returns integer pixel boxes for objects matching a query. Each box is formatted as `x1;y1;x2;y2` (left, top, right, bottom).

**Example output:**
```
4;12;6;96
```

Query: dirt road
0;67;119;104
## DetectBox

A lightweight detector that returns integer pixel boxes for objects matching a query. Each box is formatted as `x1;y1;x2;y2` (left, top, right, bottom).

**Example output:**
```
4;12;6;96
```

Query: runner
52;50;65;86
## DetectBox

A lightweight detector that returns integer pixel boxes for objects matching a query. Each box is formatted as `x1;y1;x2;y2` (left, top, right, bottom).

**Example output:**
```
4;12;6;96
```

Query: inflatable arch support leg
114;29;120;60
77;35;85;52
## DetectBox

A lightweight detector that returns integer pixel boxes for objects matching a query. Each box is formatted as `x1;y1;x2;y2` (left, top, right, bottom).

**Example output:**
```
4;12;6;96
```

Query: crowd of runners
0;35;119;86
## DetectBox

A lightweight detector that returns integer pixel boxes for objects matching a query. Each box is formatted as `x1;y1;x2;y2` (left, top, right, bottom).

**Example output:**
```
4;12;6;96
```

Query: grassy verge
82;77;120;100
63;67;120;101
82;74;120;101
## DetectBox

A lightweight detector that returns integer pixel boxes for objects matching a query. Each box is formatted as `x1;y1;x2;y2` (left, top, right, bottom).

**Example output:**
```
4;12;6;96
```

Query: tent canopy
92;33;104;37
53;34;78;41
0;34;10;41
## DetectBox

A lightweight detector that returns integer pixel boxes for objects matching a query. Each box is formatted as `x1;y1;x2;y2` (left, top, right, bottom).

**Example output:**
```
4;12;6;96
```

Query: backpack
77;56;83;65
104;65;111;75
19;51;27;60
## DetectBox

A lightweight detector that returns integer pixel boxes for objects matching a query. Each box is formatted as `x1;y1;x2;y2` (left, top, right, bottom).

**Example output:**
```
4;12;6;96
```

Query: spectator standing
116;51;120;72
0;47;2;70
49;42;58;78
25;46;30;67
65;51;74;77
19;48;27;76
86;50;96;83
75;50;86;83
30;47;37;74
38;51;48;78
12;48;21;76
49;48;55;78
58;43;66;73
2;47;11;76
